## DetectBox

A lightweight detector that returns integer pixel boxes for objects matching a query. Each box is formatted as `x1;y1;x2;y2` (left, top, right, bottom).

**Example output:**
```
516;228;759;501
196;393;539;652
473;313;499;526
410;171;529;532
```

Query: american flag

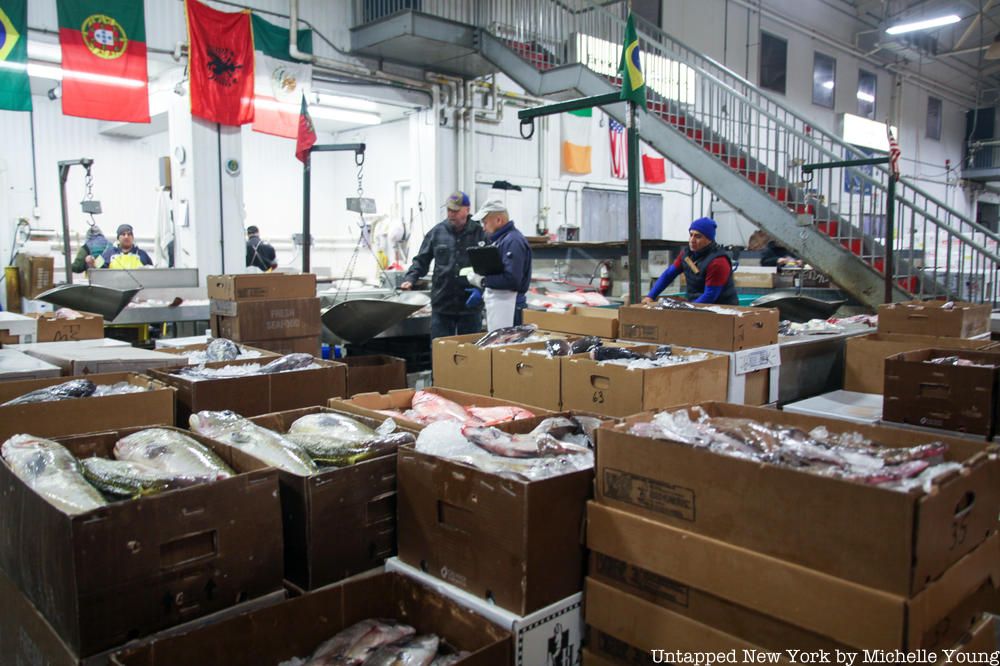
609;118;627;178
887;125;900;180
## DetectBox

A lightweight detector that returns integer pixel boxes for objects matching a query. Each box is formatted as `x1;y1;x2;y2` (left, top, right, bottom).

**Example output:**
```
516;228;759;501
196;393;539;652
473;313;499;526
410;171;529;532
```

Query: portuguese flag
252;14;312;139
0;0;31;111
186;0;254;126
56;0;149;122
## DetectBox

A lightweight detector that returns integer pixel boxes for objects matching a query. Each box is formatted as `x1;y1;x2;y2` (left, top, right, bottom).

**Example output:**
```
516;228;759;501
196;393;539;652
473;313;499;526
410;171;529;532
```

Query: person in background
465;199;532;330
101;224;153;269
748;229;799;268
246;226;278;271
642;217;738;306
71;224;109;272
401;191;486;339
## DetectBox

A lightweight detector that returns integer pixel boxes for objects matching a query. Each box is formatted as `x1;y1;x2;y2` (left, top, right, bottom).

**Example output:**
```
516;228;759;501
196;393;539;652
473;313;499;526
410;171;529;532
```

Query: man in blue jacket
466;199;532;331
642;217;738;306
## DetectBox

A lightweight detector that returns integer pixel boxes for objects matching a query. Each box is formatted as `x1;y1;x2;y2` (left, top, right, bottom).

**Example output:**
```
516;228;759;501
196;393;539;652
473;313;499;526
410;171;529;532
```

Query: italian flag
252;14;312;139
56;0;149;123
561;108;592;174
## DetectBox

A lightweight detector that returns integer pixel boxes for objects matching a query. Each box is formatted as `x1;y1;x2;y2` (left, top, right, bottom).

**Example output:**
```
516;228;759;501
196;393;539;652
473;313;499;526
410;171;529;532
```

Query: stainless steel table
777;324;874;406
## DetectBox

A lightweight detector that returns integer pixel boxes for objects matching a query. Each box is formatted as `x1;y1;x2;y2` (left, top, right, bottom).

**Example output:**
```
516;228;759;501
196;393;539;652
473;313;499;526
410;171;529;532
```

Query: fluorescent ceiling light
842;113;897;152
856;91;875;103
255;97;380;125
822;81;834;90
0;60;144;87
314;93;377;112
886;14;960;35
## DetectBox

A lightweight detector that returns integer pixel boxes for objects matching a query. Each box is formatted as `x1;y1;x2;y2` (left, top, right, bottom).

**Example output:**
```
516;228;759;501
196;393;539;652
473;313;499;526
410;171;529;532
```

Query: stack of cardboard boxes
208;273;322;356
585;402;1000;662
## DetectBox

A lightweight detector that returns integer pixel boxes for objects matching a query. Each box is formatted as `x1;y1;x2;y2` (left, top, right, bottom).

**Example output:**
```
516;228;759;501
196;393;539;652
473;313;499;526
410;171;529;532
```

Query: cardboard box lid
587;501;1000;650
523;306;619;339
206;273;316;301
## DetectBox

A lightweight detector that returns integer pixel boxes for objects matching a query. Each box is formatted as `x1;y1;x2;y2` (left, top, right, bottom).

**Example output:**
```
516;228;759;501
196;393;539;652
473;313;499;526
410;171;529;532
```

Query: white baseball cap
470;198;508;222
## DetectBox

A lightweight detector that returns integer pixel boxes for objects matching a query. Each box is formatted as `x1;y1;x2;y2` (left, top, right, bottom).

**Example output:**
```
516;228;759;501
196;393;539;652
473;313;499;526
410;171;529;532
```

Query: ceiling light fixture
885;14;961;35
255;97;381;125
0;60;145;87
314;93;378;112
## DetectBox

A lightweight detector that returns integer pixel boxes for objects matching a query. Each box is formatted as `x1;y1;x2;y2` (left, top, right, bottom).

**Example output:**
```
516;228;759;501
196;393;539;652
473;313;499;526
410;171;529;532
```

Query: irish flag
251;14;312;139
561;108;592;174
56;0;149;122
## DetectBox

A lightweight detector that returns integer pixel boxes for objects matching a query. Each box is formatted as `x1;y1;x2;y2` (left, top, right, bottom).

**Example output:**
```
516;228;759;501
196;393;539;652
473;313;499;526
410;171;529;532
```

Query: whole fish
544;339;572;357
2;434;107;514
475;324;538;348
361;634;439;666
657;298;699;310
285;431;413;467
260;353;317;374
188;411;318;476
465;405;535;425
114;428;235;480
653;345;673;359
461;424;592;459
590;346;647;362
429;654;468;666
3;378;97;406
80;457;212;498
411;391;473;424
289;413;377;443
206;338;241;362
569;336;603;354
306;619;416;666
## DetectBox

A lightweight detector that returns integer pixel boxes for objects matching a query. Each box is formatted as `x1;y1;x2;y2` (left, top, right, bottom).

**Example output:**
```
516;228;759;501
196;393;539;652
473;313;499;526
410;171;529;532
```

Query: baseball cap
445;191;470;211
470;198;508;222
116;224;134;237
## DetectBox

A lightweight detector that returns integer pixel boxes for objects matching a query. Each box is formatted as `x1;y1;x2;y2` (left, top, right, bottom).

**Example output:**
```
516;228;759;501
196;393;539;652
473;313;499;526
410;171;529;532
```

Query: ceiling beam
954;0;997;49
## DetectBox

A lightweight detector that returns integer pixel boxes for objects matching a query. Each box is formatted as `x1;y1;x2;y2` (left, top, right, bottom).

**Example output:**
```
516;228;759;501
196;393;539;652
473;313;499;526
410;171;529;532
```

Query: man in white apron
466;199;532;331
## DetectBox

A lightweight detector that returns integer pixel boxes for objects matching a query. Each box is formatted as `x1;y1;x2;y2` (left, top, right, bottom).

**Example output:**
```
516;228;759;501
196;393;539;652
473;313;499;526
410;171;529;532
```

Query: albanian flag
56;0;149;122
186;0;254;126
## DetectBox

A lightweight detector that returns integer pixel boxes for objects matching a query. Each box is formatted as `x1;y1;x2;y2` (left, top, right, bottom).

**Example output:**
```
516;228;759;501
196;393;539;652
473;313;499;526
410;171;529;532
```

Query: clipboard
468;246;504;275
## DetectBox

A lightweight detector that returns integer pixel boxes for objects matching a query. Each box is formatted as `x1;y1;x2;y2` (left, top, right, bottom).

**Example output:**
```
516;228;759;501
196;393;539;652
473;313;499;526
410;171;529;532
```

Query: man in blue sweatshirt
466;199;532;331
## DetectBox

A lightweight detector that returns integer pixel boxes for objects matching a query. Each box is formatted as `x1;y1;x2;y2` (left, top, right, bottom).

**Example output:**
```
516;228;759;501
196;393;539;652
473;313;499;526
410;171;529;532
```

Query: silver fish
544;339;572;357
260;353;317;374
2;434;107;514
475;324;538;348
206;338;241;362
461;424;592;459
306;619;416;666
361;634;439;666
189;411;318;476
114;428;235;480
80;457;211;498
3;379;97;406
285;431;412;467
429;654;469;666
289;413;377;443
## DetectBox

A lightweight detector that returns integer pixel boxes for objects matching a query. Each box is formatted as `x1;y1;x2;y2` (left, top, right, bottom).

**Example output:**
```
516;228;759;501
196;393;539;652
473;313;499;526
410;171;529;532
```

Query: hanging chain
84;166;98;226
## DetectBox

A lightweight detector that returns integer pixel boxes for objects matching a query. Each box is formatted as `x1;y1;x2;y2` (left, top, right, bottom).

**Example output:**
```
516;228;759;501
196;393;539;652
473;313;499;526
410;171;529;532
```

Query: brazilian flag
0;0;30;111
618;12;645;107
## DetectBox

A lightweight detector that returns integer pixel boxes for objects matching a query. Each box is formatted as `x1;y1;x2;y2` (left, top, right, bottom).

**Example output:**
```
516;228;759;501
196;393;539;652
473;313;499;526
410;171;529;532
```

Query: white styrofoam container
783;389;883;425
0;349;61;381
154;334;211;349
11;338;130;352
385;557;582;666
0;312;37;344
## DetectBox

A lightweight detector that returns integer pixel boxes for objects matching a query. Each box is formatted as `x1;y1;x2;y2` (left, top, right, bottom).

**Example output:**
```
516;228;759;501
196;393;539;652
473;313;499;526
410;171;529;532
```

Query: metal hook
802;168;814;184
355;150;365;167
519;118;535;140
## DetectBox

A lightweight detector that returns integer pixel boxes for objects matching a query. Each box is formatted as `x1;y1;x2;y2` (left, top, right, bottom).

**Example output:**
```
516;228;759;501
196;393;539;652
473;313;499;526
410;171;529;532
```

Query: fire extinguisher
598;261;612;295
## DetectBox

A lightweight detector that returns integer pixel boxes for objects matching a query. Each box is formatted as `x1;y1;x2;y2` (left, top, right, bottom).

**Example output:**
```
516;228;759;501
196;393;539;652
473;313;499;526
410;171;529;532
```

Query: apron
484;288;517;331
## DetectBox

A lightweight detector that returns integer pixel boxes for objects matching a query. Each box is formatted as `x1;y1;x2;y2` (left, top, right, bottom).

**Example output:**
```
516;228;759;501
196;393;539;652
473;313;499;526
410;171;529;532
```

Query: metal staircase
350;0;1000;308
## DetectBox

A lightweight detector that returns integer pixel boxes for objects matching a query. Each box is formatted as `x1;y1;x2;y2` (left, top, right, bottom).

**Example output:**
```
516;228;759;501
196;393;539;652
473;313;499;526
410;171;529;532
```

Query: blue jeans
431;311;483;339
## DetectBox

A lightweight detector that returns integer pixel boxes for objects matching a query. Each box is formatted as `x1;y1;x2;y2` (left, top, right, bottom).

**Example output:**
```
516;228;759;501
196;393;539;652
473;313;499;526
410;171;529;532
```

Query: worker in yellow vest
101;224;153;270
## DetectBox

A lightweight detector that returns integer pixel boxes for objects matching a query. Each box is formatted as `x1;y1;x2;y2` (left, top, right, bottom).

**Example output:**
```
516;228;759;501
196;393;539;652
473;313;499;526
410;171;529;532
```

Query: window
759;32;787;94
632;0;662;28
857;70;877;119
977;202;999;233
812;52;836;108
926;96;942;140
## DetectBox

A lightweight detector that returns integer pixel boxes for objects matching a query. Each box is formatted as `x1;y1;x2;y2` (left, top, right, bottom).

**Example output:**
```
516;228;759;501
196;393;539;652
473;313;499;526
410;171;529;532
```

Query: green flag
618;12;645;106
0;0;31;111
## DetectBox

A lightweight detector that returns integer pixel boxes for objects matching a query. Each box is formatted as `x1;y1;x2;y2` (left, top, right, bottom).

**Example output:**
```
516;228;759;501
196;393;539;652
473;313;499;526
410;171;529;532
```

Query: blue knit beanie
689;217;717;242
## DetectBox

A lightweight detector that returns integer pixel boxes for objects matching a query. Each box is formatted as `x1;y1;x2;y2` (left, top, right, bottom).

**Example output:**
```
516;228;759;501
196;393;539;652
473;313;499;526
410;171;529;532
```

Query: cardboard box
619;303;779;351
585;630;656;666
0;426;284;657
210;297;321;342
30;311;105;343
110;572;512;665
845;333;996;394
595;403;1000;596
0;372;175;441
387;557;583;666
878;300;992;338
148;358;346;426
343;354;407;397
587;502;1000;651
206;273;316;302
16;253;54;299
523;306;620;339
0;310;37;345
690;343;781;406
0;567;286;666
733;269;777;289
155;341;280;365
244;406;411;590
331;386;552;432
561;346;729;417
883;348;1000;437
0;348;62;381
397;416;592;615
433;331;566;396
22;345;188;376
492;342;569;411
241;335;321;356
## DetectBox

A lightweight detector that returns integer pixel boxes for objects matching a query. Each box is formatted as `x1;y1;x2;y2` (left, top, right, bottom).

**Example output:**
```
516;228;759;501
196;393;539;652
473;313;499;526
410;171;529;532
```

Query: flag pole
627;101;641;304
302;150;311;274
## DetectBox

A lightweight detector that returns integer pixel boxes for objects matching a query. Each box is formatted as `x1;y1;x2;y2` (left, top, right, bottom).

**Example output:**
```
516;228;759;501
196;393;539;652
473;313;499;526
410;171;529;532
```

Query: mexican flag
561;108;592;174
251;14;312;139
186;0;254;126
56;0;149;122
0;0;30;111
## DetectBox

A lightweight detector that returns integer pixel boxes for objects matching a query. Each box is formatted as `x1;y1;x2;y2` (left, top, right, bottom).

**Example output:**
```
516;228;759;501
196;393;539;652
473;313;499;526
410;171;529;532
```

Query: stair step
726;156;747;170
816;221;838;237
840;238;863;254
746;172;768;187
770;188;788;202
791;203;815;215
685;128;704;141
706;142;725;155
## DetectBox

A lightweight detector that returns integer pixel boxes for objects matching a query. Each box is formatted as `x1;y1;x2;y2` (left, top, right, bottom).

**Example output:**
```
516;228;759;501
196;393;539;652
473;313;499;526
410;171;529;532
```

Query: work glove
465;288;483;308
459;266;485;289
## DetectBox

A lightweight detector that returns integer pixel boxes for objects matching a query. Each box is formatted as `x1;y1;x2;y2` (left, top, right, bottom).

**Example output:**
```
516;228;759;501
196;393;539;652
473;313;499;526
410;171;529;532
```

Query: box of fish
596;402;1000;598
877;300;992;339
523;305;620;339
190;405;417;590
155;337;281;366
431;325;567;396
561;344;729;417
0;426;284;657
149;354;347;426
619;302;779;351
397;412;602;616
0;372;175;442
884;347;1000;438
331;387;554;433
110;571;511;665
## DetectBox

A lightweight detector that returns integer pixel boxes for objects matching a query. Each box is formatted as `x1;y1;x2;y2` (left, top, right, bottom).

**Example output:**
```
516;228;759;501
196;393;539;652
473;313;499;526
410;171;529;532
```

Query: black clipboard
468;246;504;275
